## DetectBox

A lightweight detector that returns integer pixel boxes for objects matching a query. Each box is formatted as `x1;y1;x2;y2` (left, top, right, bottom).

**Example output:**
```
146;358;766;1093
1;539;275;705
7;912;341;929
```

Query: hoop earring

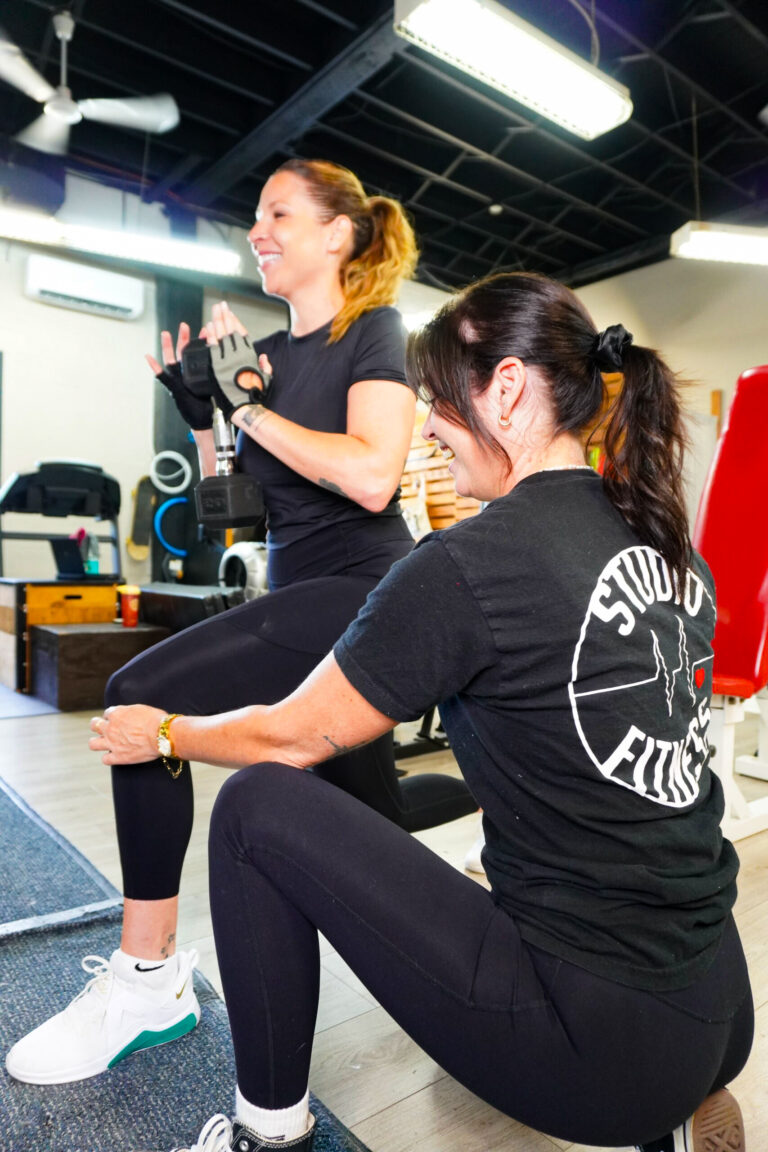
498;413;512;427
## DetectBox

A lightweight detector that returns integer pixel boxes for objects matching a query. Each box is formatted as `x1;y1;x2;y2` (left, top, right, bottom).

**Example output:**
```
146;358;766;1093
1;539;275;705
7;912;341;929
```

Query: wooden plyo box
0;579;118;692
30;622;170;711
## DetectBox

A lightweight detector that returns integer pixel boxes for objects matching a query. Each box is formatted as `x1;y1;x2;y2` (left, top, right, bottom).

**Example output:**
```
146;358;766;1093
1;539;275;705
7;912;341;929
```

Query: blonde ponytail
333;195;418;341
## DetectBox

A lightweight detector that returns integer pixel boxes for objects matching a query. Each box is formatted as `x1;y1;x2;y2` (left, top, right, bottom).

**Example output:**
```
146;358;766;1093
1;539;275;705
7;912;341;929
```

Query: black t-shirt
335;468;739;992
237;306;409;546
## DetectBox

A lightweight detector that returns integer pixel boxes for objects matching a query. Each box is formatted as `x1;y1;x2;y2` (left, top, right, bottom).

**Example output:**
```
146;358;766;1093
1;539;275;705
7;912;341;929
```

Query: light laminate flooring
1;709;766;1152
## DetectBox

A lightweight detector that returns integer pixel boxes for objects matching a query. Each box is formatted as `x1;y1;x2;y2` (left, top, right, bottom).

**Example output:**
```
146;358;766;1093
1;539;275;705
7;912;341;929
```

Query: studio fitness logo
569;546;714;807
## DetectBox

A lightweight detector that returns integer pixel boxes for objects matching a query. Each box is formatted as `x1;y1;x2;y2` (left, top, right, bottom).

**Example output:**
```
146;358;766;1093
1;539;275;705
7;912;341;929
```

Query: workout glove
155;362;213;430
209;332;272;421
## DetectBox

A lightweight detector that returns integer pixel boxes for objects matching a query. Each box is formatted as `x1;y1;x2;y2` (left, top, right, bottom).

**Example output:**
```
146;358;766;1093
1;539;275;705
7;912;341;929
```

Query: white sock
235;1086;310;1142
112;948;177;988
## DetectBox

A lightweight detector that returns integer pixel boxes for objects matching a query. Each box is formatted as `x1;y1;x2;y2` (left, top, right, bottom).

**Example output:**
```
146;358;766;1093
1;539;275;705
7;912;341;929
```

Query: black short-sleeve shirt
335;469;739;992
237;306;409;545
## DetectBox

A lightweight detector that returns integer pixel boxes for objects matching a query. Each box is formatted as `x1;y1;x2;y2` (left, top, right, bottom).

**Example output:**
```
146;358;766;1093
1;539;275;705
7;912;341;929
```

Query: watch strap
157;713;183;778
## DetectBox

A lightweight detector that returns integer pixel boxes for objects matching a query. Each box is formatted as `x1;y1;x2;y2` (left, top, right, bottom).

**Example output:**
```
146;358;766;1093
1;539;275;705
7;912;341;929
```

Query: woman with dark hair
5;158;476;1088
90;271;749;1152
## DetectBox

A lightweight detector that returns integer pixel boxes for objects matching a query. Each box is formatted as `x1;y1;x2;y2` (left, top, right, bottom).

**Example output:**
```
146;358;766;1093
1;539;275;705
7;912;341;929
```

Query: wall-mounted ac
24;253;145;320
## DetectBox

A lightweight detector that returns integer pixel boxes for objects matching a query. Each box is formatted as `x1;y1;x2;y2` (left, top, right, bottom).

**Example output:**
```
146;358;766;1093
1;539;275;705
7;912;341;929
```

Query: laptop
50;538;92;580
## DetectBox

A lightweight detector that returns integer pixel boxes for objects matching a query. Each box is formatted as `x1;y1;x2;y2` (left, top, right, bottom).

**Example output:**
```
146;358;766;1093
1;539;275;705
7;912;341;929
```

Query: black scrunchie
591;323;633;372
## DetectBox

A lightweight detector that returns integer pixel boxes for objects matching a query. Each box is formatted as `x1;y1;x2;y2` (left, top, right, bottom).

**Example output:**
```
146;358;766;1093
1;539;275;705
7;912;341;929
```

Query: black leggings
108;575;476;899
209;764;753;1149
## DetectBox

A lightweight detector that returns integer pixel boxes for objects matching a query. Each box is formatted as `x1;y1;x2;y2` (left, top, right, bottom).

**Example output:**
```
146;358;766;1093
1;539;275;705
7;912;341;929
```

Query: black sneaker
231;1118;315;1151
170;1113;315;1152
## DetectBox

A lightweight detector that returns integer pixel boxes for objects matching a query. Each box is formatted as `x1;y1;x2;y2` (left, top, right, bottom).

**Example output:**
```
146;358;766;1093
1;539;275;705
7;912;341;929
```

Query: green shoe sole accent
107;1012;198;1068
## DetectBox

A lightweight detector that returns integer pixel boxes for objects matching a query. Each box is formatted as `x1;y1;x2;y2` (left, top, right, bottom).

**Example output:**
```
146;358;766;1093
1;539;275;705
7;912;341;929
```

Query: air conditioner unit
24;253;145;320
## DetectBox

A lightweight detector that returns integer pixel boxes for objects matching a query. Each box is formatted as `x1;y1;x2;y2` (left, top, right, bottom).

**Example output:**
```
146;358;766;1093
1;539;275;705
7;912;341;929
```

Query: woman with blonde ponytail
5;158;476;1110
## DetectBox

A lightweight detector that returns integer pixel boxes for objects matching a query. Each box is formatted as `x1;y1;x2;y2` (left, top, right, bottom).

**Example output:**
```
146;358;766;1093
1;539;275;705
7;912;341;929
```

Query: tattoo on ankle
160;932;176;959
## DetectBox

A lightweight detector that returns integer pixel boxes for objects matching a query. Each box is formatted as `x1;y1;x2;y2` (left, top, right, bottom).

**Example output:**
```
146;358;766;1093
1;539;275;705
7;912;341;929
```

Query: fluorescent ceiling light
0;206;240;276
394;0;633;140
670;221;768;266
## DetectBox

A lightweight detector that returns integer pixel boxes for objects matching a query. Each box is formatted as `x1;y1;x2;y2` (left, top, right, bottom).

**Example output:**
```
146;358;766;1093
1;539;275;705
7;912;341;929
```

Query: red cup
117;584;140;628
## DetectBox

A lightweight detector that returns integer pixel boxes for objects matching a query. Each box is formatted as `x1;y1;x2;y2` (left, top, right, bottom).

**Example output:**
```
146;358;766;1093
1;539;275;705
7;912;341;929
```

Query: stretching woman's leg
109;577;476;906
210;764;753;1148
106;595;322;961
108;577;391;903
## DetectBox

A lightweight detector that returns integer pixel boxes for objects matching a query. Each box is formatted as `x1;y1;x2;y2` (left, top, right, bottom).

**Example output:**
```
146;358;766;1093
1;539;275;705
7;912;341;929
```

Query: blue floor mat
0;778;121;934
0;778;370;1152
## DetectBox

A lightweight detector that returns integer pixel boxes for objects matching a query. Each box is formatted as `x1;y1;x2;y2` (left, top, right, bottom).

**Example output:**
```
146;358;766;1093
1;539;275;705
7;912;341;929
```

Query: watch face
158;735;172;756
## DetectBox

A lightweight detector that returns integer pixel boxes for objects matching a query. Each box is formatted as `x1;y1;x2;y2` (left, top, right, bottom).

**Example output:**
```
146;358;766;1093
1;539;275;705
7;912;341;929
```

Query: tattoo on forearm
240;404;269;431
318;478;349;498
323;734;367;757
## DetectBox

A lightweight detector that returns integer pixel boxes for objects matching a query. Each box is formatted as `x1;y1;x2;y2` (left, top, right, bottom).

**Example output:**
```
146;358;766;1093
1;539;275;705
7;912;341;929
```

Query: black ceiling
2;0;768;290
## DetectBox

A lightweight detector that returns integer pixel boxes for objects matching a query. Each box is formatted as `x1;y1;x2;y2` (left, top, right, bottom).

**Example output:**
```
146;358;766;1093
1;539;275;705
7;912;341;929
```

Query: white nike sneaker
5;948;200;1084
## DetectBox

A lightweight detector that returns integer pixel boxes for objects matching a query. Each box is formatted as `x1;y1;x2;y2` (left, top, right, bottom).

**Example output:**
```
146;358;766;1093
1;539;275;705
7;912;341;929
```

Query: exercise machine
693;365;768;841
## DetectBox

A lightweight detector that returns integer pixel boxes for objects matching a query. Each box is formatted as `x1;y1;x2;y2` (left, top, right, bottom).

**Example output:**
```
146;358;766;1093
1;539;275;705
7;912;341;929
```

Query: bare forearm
89;656;397;771
170;704;303;769
193;429;217;478
233;404;401;510
90;702;310;771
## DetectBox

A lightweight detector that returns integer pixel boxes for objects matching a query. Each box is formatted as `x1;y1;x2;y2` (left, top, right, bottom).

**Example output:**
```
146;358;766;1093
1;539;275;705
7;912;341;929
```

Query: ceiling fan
0;10;179;156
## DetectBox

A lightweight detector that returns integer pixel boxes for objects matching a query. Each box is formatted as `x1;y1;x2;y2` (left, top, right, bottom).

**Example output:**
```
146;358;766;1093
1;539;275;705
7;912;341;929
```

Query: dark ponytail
407;271;692;588
600;344;691;590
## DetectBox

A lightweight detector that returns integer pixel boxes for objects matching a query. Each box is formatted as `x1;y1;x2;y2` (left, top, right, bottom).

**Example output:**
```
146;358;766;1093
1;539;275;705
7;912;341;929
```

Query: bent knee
210;762;311;842
105;656;172;709
105;664;135;708
104;663;153;708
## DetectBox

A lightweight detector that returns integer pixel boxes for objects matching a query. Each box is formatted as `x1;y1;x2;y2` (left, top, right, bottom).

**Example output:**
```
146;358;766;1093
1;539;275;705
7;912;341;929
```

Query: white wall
0;241;157;581
0;247;292;583
576;256;768;415
575;256;768;527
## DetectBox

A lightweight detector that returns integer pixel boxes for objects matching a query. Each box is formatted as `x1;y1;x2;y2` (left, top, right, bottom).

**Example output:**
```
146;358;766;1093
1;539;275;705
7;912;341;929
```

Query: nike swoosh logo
176;979;188;1000
135;963;165;972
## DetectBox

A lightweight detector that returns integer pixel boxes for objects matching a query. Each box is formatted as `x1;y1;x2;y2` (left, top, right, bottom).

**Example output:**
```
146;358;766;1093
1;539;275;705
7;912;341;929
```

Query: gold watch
157;713;183;778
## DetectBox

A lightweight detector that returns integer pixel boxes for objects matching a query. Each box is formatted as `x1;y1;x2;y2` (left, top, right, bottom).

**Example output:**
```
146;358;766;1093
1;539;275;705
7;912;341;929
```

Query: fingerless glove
156;362;214;430
209;332;271;420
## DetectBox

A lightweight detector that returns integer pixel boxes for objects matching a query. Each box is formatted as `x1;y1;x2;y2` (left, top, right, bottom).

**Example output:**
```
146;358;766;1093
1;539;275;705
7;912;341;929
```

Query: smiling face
421;391;513;503
248;170;347;303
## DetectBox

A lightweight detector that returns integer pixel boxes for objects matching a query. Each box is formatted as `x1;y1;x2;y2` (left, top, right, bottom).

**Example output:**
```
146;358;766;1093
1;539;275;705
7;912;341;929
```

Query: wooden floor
1;708;766;1152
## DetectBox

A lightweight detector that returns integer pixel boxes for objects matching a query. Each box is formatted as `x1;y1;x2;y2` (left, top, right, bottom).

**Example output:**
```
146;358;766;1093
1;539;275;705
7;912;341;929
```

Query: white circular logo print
569;546;714;807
